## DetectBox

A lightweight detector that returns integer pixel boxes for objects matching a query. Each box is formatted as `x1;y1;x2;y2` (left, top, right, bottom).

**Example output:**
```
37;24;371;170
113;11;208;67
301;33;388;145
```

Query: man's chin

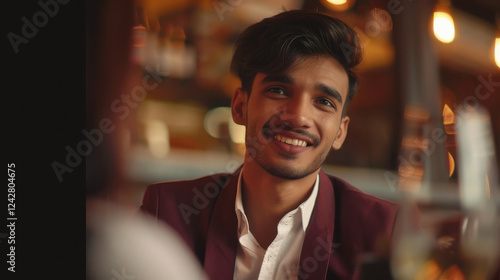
259;163;316;180
249;148;325;180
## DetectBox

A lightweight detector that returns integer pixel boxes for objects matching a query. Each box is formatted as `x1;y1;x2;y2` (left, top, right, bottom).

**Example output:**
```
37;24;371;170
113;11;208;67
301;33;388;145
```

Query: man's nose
279;95;313;128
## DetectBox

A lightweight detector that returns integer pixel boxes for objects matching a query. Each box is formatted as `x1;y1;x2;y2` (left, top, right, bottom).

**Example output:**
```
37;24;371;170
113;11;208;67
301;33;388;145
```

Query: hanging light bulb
495;37;500;68
327;0;347;4
495;13;500;68
495;15;500;68
433;0;455;43
321;0;355;12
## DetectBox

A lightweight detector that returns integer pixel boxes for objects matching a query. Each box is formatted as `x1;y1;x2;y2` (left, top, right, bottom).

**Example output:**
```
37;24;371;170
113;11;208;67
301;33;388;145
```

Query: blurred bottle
391;105;436;280
132;6;149;65
456;105;500;280
391;194;434;280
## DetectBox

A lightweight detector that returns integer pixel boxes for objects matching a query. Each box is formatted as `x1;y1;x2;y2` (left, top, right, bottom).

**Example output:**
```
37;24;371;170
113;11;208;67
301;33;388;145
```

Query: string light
495;37;500;68
321;0;355;12
433;0;455;43
327;0;347;4
495;15;500;68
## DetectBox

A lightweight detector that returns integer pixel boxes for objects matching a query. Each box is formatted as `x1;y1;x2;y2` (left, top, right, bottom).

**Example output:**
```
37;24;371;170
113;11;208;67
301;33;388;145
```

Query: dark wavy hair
230;9;362;116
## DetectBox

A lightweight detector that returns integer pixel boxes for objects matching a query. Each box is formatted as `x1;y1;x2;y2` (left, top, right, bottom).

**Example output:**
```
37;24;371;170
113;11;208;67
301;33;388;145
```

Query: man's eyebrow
316;83;343;104
261;74;294;84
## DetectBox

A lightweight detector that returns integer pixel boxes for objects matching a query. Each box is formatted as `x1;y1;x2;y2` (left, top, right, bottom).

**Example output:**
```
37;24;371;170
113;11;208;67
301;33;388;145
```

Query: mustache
262;120;320;146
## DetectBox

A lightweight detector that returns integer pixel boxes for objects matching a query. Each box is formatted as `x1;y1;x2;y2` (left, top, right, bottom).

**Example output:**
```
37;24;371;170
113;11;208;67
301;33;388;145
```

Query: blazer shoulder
140;172;234;254
325;173;400;251
141;173;232;217
325;173;400;237
326;173;399;211
148;173;232;195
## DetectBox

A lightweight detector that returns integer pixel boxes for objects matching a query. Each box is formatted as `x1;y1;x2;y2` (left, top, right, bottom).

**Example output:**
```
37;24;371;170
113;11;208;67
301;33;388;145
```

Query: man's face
231;55;350;180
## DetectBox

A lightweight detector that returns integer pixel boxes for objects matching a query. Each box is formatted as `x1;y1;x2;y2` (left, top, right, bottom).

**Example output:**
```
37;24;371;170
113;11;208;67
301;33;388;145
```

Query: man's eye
268;87;285;95
317;99;336;108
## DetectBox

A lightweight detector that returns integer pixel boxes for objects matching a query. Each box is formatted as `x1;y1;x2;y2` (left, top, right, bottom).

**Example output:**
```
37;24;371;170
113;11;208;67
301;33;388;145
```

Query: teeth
274;135;307;147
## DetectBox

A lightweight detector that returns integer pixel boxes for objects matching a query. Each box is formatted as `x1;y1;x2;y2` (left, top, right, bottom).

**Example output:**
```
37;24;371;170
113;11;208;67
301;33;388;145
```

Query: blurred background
94;0;500;207
86;0;500;278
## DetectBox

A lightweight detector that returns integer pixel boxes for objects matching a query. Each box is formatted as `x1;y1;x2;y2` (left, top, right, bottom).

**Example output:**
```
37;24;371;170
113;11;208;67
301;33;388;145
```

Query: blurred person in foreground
85;1;206;279
140;9;399;280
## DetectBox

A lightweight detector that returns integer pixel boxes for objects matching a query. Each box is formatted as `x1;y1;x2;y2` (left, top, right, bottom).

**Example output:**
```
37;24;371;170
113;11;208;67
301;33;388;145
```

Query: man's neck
240;162;318;248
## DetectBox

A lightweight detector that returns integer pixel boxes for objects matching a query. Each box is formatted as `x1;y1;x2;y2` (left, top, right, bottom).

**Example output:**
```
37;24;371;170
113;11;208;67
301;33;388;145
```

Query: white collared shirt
233;171;319;280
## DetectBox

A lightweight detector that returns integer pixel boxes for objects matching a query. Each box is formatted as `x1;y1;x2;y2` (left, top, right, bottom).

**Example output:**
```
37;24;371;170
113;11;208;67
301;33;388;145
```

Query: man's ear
332;116;350;150
231;88;247;125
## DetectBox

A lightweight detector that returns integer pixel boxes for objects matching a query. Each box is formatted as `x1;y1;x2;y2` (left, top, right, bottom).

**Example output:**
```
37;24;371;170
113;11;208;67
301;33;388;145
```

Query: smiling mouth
274;135;308;147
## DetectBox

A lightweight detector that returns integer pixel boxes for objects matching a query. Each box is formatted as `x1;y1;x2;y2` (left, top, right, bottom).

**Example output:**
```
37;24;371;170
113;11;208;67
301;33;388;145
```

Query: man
141;9;399;280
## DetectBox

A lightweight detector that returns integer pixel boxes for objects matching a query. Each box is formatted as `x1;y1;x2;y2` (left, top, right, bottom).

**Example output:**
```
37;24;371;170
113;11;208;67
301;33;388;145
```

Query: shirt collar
300;174;319;231
235;169;248;236
235;168;319;233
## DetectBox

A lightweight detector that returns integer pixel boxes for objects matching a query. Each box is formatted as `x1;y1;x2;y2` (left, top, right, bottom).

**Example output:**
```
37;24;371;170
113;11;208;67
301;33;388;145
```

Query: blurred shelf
127;146;244;184
128;148;500;208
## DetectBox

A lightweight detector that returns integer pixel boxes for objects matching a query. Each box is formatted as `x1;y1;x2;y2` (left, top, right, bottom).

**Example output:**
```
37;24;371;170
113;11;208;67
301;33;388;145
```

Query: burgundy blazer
141;167;400;280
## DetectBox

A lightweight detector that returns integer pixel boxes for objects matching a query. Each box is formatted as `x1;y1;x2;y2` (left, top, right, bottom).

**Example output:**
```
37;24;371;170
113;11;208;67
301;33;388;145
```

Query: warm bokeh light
204;107;231;139
495;37;500;68
448;152;455;177
433;11;455;43
443;104;456;134
327;0;347;4
204;107;246;144
229;120;246;144
415;259;442;280
145;120;170;158
439;265;466;280
443;104;455;125
321;0;354;11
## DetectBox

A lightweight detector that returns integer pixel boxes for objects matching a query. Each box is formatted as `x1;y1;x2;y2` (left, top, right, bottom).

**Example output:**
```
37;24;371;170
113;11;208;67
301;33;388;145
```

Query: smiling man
141;10;399;280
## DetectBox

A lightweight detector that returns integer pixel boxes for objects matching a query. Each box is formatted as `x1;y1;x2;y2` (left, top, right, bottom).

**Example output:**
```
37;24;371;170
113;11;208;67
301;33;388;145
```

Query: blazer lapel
298;170;336;280
204;168;241;280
